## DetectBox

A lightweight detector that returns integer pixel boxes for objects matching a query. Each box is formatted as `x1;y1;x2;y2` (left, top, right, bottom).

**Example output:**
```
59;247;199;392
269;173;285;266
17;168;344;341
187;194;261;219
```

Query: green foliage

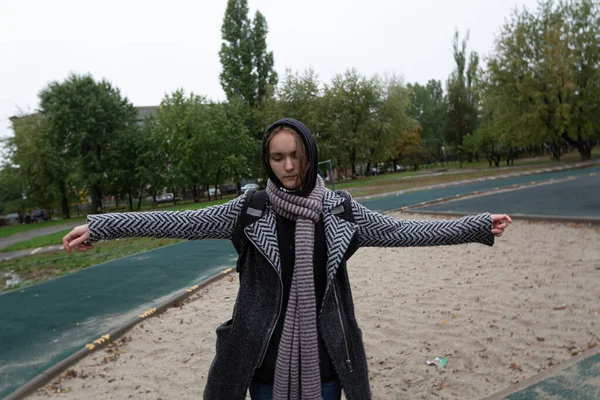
38;74;137;212
0;163;26;215
153;90;253;201
319;70;418;177
407;80;447;160
486;0;600;160
219;0;277;107
445;30;481;149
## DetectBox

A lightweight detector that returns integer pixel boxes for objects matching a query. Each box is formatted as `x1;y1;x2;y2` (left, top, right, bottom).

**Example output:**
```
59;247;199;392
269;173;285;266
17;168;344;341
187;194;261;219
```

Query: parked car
370;166;385;175
5;213;21;225
204;188;222;198
155;193;183;204
240;183;259;193
31;209;50;223
223;184;239;194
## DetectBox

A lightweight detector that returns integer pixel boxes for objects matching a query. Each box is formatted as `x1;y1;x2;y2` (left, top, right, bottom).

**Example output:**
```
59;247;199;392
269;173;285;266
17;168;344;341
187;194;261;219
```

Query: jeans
249;380;342;400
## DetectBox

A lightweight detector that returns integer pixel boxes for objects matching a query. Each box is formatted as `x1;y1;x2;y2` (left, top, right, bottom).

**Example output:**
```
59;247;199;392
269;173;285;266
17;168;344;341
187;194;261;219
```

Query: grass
0;197;236;241
0;198;239;255
0;229;72;253
334;161;586;197
0;237;181;293
0;218;86;239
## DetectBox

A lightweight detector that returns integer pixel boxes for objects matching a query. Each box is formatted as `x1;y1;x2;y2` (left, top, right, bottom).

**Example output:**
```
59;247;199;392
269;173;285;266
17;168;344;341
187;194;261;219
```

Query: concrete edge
482;345;600;400
4;267;235;400
391;175;580;213
352;160;599;202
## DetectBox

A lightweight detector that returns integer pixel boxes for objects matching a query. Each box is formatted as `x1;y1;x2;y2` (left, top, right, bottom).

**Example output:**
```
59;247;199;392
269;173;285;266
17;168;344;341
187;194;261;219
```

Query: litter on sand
427;357;448;367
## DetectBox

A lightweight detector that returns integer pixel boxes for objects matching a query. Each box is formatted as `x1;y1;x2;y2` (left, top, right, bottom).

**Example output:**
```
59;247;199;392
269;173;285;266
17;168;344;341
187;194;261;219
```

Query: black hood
262;118;319;195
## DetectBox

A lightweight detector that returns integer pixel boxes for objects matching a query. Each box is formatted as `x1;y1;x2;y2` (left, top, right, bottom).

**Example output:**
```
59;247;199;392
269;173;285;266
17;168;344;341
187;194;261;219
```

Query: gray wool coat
88;190;494;399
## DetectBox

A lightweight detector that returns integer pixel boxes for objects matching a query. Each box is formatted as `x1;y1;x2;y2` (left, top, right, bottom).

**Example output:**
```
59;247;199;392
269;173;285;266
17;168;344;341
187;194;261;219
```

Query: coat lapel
244;206;282;276
323;190;357;293
243;191;357;288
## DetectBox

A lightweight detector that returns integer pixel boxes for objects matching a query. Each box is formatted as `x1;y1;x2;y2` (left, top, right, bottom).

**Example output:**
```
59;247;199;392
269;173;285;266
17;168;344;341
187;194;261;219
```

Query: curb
394;170;600;225
394;175;576;212
353;160;599;202
482;345;600;400
401;210;600;226
4;267;235;400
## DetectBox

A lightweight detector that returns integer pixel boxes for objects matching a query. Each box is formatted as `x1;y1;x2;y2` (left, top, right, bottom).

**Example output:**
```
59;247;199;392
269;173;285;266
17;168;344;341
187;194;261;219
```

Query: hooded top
262;118;319;196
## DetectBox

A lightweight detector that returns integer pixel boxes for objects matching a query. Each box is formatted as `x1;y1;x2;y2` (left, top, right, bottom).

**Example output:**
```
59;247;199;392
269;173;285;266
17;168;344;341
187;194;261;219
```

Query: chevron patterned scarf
266;175;326;400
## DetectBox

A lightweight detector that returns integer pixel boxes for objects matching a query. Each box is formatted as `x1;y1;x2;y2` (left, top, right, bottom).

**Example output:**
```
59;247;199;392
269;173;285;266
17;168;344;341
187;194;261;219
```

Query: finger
62;233;73;253
72;242;93;252
505;215;513;224
69;232;90;249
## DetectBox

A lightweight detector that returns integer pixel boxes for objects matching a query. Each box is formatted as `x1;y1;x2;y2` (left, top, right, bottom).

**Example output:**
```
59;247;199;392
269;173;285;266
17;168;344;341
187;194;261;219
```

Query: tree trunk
350;148;357;179
214;168;222;199
59;180;70;219
128;193;133;211
365;161;372;176
91;184;103;214
191;185;199;203
137;186;144;210
562;132;592;161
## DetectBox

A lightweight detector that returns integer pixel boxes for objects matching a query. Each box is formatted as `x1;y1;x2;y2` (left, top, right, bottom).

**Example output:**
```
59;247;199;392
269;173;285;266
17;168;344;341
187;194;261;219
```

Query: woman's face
268;130;303;190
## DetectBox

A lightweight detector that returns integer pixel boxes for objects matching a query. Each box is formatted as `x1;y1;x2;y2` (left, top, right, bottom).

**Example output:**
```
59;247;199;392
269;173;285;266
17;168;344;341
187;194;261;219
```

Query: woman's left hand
490;214;512;237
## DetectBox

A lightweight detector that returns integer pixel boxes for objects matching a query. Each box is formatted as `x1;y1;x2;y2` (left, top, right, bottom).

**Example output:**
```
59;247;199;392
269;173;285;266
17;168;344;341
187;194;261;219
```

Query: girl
63;118;511;400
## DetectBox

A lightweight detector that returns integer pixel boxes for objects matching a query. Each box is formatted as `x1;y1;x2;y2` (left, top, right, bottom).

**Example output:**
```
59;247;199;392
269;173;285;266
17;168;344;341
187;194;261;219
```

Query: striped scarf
266;175;326;400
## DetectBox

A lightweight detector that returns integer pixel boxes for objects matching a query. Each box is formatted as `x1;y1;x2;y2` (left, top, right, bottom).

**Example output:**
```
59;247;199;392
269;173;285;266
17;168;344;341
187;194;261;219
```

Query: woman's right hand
62;224;94;252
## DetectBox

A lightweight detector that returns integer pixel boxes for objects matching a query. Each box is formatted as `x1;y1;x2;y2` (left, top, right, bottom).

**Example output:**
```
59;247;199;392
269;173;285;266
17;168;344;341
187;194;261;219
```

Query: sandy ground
28;214;600;399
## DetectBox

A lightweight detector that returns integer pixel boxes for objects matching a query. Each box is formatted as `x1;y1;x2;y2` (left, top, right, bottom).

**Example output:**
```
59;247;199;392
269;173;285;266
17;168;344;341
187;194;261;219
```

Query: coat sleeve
87;195;247;243
351;200;494;248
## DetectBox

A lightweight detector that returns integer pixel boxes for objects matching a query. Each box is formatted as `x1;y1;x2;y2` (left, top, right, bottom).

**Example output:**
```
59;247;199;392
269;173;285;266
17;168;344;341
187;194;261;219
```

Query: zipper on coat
246;234;284;370
333;280;353;373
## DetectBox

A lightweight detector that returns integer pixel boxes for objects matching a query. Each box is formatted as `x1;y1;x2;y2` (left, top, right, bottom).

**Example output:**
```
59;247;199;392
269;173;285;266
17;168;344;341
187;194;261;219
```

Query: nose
284;157;295;171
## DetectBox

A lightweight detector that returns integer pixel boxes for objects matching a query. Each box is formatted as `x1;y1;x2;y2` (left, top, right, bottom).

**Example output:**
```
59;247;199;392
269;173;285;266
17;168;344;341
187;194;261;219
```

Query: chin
282;180;301;191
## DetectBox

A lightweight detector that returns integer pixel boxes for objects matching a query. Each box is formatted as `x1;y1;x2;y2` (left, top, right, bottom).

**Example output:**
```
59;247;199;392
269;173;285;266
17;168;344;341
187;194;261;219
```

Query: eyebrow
270;151;296;156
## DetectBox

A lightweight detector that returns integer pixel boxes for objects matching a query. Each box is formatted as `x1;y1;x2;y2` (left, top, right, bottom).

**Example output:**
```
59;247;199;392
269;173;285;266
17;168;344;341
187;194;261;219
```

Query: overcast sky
0;0;541;163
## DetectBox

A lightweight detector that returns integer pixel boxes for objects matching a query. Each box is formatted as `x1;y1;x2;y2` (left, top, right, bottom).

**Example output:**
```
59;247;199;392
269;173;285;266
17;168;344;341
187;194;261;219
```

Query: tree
252;11;278;105
486;0;600;160
6;114;71;217
564;0;600;159
393;127;426;171
277;68;322;131
466;122;505;167
219;0;277;107
0;164;26;217
39;74;137;213
370;75;419;170
445;30;480;153
407;80;447;161
153;90;253;202
321;70;381;178
103;122;147;211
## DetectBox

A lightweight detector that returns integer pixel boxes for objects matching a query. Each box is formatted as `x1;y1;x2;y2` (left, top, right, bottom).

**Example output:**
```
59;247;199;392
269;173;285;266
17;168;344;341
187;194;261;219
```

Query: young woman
63;118;511;400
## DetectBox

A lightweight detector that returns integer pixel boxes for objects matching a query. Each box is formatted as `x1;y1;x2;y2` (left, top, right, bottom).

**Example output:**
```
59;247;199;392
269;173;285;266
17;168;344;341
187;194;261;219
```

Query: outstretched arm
352;200;510;248
63;195;247;252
